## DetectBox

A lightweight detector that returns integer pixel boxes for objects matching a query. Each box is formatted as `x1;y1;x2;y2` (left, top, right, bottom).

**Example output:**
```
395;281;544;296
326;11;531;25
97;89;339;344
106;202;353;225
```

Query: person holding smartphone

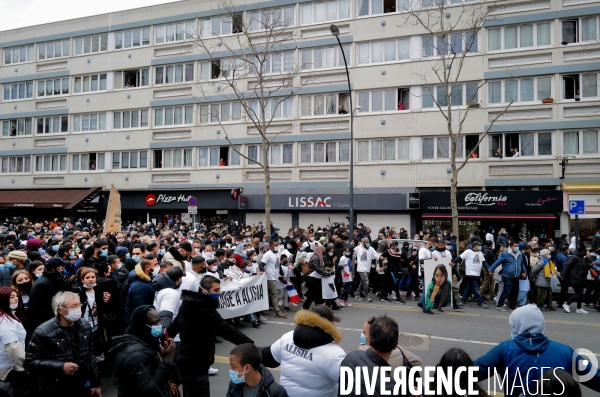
109;305;179;397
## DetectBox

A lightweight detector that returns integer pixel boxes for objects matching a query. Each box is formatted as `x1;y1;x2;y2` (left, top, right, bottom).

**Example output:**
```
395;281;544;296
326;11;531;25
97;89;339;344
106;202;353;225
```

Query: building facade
0;0;599;240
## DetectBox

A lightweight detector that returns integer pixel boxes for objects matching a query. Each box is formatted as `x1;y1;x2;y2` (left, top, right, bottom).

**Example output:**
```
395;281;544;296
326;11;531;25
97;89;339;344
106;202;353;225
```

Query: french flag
286;285;301;303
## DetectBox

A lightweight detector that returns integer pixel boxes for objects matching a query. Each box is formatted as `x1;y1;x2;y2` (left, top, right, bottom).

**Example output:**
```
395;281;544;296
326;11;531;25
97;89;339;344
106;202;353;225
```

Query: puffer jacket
489;249;526;279
530;257;551;288
109;334;178;397
25;317;100;393
167;289;253;376
226;364;288;397
124;264;154;326
563;254;589;288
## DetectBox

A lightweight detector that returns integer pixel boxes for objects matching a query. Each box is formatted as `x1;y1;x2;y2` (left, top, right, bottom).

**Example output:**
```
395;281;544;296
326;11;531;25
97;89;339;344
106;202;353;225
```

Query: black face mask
437;247;445;251
17;282;32;294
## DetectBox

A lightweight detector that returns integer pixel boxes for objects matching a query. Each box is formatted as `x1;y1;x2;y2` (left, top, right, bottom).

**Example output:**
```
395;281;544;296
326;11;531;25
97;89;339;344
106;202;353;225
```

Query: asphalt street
102;296;600;397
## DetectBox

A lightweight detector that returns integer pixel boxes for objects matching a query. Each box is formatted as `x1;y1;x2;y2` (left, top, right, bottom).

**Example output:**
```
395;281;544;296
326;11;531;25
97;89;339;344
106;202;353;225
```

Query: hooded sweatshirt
263;310;346;397
152;273;181;329
475;304;600;397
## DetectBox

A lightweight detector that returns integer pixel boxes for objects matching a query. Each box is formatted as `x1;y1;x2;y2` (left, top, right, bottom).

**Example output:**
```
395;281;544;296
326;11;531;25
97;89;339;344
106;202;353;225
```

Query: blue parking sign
568;200;585;215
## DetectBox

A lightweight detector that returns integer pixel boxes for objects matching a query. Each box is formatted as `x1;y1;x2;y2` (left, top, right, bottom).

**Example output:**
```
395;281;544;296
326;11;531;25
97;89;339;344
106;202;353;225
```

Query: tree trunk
262;137;271;234
450;166;459;244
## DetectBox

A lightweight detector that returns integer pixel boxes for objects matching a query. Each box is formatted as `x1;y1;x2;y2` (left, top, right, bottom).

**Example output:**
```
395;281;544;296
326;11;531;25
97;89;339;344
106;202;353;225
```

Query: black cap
166;267;184;282
390;241;399;246
310;306;340;323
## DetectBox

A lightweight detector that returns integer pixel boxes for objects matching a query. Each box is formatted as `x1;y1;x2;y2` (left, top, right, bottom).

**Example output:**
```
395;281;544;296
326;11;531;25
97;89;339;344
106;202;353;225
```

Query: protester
10;270;32;315
124;254;159;325
25;291;102;397
562;246;590;313
432;348;488;397
1;250;28;286
262;306;346;397
0;287;26;396
453;241;489;309
354;238;377;302
152;267;183;328
109;305;179;397
168;275;254;397
226;343;288;397
259;240;287;318
530;249;556;311
488;241;527;312
302;246;332;309
475;304;600;397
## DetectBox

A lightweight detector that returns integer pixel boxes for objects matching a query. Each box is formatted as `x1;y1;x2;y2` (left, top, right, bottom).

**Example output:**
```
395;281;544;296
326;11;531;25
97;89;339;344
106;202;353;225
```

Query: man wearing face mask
488;241;527;312
152;267;184;328
181;256;208;293
124;254;159;326
1;250;28;287
452;241;489;309
416;237;437;310
354;238;377;302
163;242;191;277
92;239;109;265
259;240;287;318
168;276;253;397
109;305;179;397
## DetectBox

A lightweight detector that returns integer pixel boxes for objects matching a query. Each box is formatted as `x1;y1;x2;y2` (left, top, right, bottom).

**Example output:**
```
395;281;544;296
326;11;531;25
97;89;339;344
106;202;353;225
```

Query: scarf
543;257;556;277
313;246;325;268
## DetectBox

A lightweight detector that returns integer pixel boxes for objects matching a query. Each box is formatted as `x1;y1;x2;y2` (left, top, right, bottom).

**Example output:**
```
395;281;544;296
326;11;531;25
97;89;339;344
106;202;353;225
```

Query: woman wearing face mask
530;249;556;311
109;305;179;397
302;246;332;310
26;260;45;282
322;246;340;310
11;270;32;318
0;287;27;396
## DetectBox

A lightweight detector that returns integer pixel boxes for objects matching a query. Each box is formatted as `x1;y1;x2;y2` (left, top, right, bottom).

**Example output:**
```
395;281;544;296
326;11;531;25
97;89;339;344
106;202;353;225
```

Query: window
489;132;552;157
36;116;68;134
299;141;350;163
35;154;67;172
357;139;410;162
302;45;350;70
488;76;552;104
422;136;466;159
114;109;149;129
38;40;70;60
1;156;31;173
301;93;345;116
72;153;105;171
562;73;599;100
115;68;150;89
422;32;479;57
358;39;409;64
247;145;263;165
200;102;242;123
115;27;151;49
4;45;34;64
73;113;106;132
37;78;69;97
422;82;479;108
200;58;242;80
301;0;351;24
248;98;294;120
3;81;34;101
268;144;294;164
2;119;33;137
112;151;148;169
248;51;295;75
358;89;411;112
488;22;552;51
358;0;412;16
563;130;599;155
73;74;107;93
155;21;195;44
154;63;193;85
199;146;241;167
154;106;194;126
200;13;243;37
74;33;108;55
153;149;192;168
248;6;295;31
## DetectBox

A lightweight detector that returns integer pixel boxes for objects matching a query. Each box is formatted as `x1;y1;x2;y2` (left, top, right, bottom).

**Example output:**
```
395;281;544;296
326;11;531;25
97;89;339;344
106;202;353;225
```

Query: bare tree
191;0;310;230
399;0;513;240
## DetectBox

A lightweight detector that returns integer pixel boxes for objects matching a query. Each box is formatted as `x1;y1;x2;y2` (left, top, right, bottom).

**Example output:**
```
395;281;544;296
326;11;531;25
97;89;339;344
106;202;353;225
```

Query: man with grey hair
530;248;557;311
25;291;102;397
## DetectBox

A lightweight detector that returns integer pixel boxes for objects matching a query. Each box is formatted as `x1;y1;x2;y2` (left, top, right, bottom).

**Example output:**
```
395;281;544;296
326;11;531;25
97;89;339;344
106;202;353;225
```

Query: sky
0;0;182;31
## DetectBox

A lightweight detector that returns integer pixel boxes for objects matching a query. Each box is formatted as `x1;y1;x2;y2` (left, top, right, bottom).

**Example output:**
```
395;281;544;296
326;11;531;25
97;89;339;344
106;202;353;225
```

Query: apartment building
0;0;599;240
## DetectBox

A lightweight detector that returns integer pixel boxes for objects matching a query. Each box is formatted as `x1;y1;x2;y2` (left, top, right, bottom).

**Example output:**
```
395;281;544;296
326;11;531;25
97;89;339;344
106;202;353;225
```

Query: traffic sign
188;196;197;206
188;206;198;214
568;200;585;215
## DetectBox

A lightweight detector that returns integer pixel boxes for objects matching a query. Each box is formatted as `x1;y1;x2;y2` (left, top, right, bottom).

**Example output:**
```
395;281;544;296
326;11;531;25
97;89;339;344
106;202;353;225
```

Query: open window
211;60;221;79
339;93;350;114
199;147;230;167
153;150;163;168
398;88;410;110
232;13;243;34
504;133;520;156
383;0;397;13
561;20;578;44
465;135;480;158
115;68;149;89
563;74;580;100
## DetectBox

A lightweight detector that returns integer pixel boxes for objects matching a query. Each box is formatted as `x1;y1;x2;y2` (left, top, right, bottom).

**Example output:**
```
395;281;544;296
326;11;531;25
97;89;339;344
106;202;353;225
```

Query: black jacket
339;349;401;397
167;289;253;375
226;364;288;397
25;270;65;336
109;334;179;397
563;254;589;288
380;249;406;274
25;317;100;393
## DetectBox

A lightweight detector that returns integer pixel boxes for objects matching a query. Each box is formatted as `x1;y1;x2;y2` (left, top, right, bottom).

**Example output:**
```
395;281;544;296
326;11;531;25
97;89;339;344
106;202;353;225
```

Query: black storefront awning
0;188;100;209
422;213;557;220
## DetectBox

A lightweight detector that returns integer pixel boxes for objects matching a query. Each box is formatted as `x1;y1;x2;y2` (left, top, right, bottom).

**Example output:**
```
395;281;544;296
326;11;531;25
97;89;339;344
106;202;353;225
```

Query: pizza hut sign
464;192;508;207
146;193;191;206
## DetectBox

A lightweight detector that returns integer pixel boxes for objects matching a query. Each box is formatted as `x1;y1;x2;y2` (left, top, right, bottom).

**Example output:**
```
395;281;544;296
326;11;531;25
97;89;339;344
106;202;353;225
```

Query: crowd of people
0;215;599;397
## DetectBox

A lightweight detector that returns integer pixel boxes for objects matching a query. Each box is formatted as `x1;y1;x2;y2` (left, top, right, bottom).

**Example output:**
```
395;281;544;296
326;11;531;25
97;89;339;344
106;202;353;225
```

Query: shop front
561;182;600;248
419;190;563;242
0;188;101;220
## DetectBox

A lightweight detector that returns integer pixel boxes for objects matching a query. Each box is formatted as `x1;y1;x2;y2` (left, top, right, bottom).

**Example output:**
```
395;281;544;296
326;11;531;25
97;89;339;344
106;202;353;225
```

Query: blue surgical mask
126;253;131;260
205;290;221;301
99;249;108;258
39;249;46;256
360;332;367;345
0;265;5;271
52;244;60;252
513;247;520;253
133;256;141;263
70;253;76;259
477;246;482;251
83;283;97;289
158;249;166;255
148;324;163;338
345;252;351;257
35;273;42;278
229;369;246;384
5;262;15;270
365;244;370;249
116;263;123;270
287;244;292;250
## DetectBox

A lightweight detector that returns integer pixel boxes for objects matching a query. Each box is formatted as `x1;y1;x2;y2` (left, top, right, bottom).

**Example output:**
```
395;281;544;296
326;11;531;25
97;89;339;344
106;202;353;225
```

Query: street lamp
330;23;354;237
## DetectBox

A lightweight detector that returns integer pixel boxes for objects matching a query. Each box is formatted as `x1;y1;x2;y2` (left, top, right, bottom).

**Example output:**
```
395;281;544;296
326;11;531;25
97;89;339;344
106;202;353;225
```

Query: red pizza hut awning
0;188;99;209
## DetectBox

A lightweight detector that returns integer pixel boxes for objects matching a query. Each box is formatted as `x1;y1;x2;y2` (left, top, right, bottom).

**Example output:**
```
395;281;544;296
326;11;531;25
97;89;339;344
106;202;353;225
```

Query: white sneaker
576;308;588;314
355;296;363;301
344;301;353;307
208;367;219;375
562;304;571;313
366;297;372;302
493;296;499;303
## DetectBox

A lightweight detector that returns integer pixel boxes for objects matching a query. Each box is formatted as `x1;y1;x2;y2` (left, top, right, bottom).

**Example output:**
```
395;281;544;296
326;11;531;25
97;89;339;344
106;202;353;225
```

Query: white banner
217;275;269;319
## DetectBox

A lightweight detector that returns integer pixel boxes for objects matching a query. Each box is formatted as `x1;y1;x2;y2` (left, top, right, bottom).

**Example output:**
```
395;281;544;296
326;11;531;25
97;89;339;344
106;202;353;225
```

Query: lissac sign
287;196;350;208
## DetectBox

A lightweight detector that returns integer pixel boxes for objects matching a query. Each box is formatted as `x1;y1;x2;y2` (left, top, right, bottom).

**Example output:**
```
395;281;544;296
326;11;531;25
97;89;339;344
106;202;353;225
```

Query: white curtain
520;25;533;47
521;79;534;101
520;133;534;156
537;23;551;46
372;42;383;62
372;0;383;14
582;74;597;97
563;131;579;155
583;131;598;154
537;77;551;100
398;139;410;159
437;137;449;158
358;44;369;64
582;18;596;41
314;143;324;162
358;92;370;112
371;140;382;161
504;27;517;49
384;140;395;160
358;141;369;162
422;138;434;159
301;4;312;24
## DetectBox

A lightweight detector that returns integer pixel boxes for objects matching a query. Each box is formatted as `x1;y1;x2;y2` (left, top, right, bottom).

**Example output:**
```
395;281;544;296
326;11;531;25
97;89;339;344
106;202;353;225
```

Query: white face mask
209;265;218;272
151;266;160;277
10;303;18;310
64;308;82;322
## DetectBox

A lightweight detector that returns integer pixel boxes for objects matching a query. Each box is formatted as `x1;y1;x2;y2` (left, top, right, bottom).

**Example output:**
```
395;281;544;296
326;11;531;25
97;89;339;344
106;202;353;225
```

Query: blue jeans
497;276;515;307
461;276;483;304
399;274;410;290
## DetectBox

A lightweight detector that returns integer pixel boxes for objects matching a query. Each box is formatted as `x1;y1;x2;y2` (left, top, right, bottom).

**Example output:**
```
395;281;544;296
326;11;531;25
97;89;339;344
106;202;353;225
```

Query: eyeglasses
64;303;81;310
